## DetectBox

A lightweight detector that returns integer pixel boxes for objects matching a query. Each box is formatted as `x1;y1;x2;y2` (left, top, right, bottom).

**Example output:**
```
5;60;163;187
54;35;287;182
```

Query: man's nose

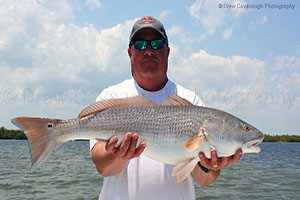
143;45;155;56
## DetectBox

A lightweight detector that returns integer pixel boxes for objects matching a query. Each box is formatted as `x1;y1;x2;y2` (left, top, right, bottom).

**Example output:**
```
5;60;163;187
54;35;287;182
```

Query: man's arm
91;132;146;177
191;149;242;186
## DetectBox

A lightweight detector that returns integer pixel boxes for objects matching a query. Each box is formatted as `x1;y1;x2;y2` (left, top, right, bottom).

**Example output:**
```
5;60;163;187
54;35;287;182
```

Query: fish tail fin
11;117;63;171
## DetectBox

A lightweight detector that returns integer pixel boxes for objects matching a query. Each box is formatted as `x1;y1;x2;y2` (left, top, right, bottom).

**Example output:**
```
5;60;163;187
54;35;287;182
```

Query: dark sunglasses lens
134;41;147;50
151;40;164;50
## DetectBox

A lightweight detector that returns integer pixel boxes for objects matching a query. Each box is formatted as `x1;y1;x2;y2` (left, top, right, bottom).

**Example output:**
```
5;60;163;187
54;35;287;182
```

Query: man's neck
134;77;168;92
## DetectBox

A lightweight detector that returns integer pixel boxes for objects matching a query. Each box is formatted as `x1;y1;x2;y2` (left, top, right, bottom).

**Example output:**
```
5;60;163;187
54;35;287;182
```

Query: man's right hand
91;132;146;177
105;132;147;160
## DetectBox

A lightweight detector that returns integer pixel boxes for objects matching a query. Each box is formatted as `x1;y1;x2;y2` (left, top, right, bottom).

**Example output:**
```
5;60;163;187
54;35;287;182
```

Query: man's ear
128;48;132;57
166;47;170;58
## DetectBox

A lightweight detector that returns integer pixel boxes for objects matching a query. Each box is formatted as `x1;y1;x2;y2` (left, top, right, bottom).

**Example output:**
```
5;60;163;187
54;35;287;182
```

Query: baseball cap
129;16;168;47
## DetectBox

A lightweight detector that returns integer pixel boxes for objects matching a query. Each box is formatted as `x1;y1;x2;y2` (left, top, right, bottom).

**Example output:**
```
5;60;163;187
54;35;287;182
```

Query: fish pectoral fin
172;157;199;183
184;136;205;152
78;96;156;119
159;94;193;106
172;158;193;176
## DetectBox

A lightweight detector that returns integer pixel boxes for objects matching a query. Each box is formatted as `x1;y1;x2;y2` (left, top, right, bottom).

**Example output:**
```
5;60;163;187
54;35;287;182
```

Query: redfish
11;94;263;182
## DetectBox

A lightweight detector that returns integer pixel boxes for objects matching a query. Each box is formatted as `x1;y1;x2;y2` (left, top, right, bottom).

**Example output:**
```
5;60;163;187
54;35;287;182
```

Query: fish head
202;111;264;155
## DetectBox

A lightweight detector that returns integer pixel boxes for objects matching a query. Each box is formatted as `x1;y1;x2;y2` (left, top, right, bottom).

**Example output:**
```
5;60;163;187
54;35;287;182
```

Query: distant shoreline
1;126;300;142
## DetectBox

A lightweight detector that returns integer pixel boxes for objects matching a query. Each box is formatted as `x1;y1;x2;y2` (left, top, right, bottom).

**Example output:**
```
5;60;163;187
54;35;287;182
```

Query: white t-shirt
90;78;204;200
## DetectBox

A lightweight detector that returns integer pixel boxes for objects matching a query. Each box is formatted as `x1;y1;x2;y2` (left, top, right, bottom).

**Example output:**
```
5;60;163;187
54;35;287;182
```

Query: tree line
0;126;27;139
1;126;300;142
263;134;300;142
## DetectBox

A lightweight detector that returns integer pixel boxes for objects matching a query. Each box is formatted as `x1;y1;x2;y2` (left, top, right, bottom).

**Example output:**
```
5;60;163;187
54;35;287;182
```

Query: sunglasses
131;39;165;50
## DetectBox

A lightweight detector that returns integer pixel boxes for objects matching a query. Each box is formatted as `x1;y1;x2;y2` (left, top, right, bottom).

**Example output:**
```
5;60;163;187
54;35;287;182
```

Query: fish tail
11;117;63;171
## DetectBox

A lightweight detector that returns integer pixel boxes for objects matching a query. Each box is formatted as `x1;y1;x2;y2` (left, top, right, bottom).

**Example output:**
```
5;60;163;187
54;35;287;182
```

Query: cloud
188;0;246;36
222;27;233;39
84;0;101;10
168;26;192;44
250;16;268;26
158;9;172;20
169;48;300;112
168;47;300;133
170;49;266;91
37;0;74;23
0;0;135;128
167;25;206;49
272;53;300;71
258;16;268;25
1;0;134;83
270;51;300;96
189;0;225;35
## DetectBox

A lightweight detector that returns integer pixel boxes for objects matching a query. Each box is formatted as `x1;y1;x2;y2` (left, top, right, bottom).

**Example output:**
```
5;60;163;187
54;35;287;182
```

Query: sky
1;0;299;135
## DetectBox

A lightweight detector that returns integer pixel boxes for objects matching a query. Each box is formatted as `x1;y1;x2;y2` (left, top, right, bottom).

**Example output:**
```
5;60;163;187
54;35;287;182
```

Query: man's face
128;29;170;90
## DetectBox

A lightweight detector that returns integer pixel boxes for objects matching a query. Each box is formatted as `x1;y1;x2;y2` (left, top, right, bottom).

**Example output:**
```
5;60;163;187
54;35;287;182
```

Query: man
90;16;242;200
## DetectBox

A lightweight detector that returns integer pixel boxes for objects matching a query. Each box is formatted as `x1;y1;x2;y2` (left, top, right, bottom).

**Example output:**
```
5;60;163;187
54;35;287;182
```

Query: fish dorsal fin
78;96;156;119
159;94;193;106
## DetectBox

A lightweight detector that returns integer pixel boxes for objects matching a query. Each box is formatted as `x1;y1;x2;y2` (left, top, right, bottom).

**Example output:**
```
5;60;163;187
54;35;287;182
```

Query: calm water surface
1;140;299;200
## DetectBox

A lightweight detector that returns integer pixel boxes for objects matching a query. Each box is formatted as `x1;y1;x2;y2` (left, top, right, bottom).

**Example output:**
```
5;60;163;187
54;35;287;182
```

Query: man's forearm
191;166;220;186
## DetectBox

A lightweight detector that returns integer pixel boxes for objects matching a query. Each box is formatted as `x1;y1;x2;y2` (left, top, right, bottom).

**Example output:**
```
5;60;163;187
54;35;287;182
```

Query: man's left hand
198;149;242;171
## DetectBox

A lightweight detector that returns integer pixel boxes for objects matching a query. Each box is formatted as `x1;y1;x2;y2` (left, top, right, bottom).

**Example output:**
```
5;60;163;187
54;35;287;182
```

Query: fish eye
243;125;251;132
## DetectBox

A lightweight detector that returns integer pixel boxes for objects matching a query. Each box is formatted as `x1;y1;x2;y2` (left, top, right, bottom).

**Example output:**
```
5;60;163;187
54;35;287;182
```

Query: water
194;143;300;200
1;141;300;200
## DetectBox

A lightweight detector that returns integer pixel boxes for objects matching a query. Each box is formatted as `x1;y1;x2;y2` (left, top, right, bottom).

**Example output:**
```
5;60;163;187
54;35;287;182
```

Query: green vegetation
263;134;300;142
0;126;27;140
1;126;300;142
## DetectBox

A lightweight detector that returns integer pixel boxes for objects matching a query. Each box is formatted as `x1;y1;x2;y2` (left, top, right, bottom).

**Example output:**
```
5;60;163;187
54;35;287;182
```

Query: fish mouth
241;137;264;154
246;137;264;147
245;138;264;148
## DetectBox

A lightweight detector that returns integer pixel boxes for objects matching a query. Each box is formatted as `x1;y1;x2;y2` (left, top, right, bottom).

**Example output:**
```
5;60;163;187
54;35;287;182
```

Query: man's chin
140;64;158;72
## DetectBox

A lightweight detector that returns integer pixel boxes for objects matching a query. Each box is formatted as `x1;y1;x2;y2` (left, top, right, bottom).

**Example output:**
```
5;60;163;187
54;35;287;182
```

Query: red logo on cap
141;16;153;24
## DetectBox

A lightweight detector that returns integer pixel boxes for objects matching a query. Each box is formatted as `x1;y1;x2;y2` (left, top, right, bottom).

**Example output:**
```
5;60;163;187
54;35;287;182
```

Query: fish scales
80;106;204;145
